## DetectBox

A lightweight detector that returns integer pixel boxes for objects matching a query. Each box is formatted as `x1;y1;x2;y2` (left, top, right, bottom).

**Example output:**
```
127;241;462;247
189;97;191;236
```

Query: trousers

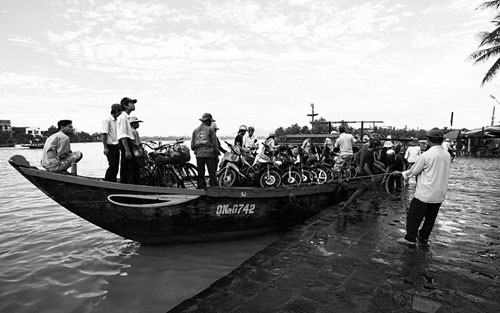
196;157;217;188
104;144;120;182
404;198;441;242
119;138;140;185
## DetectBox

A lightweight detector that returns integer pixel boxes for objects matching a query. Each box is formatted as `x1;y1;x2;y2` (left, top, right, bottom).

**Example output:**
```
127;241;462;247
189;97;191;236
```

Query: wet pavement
170;157;500;313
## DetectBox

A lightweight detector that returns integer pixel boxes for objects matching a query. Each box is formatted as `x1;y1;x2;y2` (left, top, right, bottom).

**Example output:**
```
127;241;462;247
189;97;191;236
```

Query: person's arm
191;130;196;151
133;131;141;147
102;133;109;155
210;128;219;155
57;136;71;159
117;118;132;158
394;155;426;178
101;119;110;155
373;161;386;173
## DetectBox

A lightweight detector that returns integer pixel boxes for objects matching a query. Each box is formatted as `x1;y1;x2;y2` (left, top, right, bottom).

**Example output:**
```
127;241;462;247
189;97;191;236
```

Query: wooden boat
9;155;369;245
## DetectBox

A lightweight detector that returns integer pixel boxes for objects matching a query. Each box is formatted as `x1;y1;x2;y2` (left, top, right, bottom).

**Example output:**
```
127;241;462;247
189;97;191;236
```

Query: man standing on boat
191;113;219;188
334;125;356;157
393;128;451;247
117;97;139;184
101;103;122;182
41;120;82;173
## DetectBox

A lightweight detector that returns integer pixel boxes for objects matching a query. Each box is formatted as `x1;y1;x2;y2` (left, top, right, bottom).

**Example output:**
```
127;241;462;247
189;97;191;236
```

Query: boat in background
9;154;369;245
21;142;44;149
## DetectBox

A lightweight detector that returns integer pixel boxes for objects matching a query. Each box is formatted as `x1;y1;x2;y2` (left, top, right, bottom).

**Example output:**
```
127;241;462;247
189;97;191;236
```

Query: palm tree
470;1;500;85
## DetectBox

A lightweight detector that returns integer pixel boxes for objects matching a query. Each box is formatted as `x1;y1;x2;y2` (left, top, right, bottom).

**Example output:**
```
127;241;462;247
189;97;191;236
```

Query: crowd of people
40;97;144;184
39;109;452;248
39;106;452;194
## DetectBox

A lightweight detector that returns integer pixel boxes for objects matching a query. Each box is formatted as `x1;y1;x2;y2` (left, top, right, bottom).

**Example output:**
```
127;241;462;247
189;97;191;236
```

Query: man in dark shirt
191;113;219;188
385;149;406;191
234;125;247;149
362;140;386;181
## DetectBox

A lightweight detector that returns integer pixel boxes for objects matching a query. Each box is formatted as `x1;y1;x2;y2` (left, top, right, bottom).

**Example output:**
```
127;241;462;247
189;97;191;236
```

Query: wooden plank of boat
108;194;201;208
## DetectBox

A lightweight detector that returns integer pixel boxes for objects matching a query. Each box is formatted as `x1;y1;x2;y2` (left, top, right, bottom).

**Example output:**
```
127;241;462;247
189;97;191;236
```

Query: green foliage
275;122;435;140
470;1;500;85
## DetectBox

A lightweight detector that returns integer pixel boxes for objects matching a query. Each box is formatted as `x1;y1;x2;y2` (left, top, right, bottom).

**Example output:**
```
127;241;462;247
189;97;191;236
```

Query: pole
450;112;454;128
490;95;500;126
307;103;318;132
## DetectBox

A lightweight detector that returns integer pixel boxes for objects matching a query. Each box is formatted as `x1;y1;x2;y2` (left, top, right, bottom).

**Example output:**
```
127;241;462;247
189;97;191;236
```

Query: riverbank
170;157;500;313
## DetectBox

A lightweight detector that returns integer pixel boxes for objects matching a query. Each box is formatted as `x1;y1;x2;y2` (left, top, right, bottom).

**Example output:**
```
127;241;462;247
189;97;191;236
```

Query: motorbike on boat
275;146;303;186
217;141;282;188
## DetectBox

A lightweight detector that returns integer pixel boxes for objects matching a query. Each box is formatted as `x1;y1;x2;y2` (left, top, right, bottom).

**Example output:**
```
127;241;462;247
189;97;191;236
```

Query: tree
311;117;330;134
470;1;500;85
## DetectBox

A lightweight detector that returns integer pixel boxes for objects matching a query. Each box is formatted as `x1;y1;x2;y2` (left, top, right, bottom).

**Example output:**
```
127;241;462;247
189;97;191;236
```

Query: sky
2;0;500;137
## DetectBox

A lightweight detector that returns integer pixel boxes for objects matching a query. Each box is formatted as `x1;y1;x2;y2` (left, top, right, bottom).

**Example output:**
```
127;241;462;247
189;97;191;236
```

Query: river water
0;142;279;313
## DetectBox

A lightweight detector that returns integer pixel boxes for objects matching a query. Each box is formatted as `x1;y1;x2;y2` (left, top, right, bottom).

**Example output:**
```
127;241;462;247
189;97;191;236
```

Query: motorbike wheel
282;170;302;186
323;166;335;183
217;168;238;187
314;167;328;184
301;169;314;185
258;169;282;188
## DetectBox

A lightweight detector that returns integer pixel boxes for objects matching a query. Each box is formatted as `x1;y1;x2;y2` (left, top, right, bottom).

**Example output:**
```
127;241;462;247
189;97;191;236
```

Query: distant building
12;126;42;136
26;127;42;136
0;120;12;133
12;126;43;137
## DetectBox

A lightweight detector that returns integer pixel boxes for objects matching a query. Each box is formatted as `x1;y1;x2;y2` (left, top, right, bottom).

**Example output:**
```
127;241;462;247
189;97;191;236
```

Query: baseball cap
120;97;137;106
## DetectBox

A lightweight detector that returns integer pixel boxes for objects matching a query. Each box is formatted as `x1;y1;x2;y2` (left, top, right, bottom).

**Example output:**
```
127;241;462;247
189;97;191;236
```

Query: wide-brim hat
383;141;394;148
199;113;215;122
129;116;143;123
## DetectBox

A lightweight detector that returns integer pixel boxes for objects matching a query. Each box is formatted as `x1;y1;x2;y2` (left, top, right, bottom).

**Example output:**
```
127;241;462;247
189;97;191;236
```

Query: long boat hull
9;155;367;244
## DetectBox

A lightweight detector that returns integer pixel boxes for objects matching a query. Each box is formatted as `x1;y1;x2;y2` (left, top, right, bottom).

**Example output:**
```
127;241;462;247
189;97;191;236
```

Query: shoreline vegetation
1;120;462;146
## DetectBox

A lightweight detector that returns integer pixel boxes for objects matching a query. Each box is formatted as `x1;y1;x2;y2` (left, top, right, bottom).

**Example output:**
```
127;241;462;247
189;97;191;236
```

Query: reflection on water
0;143;279;313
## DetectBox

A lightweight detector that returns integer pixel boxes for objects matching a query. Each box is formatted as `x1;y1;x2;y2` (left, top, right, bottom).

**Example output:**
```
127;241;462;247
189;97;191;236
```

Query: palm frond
477;0;500;10
478;27;500;47
470;45;500;63
481;58;500;85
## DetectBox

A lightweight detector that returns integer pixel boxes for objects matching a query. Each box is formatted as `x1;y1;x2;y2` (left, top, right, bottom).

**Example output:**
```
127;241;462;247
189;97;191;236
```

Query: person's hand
103;147;109;155
125;151;132;159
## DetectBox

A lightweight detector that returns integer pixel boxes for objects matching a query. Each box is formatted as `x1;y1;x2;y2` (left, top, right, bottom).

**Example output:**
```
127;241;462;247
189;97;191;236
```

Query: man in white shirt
393;128;451;247
101;103;122;182
334;125;356;156
243;126;258;151
41;120;82;173
404;138;422;169
117;97;139;184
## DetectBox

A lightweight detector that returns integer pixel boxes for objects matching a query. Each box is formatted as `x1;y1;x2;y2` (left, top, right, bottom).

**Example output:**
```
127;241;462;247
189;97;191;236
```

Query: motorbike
217;141;282;188
275;146;303;186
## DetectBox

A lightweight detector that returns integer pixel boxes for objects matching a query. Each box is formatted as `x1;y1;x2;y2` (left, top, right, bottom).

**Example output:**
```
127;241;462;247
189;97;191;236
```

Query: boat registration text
216;204;255;216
